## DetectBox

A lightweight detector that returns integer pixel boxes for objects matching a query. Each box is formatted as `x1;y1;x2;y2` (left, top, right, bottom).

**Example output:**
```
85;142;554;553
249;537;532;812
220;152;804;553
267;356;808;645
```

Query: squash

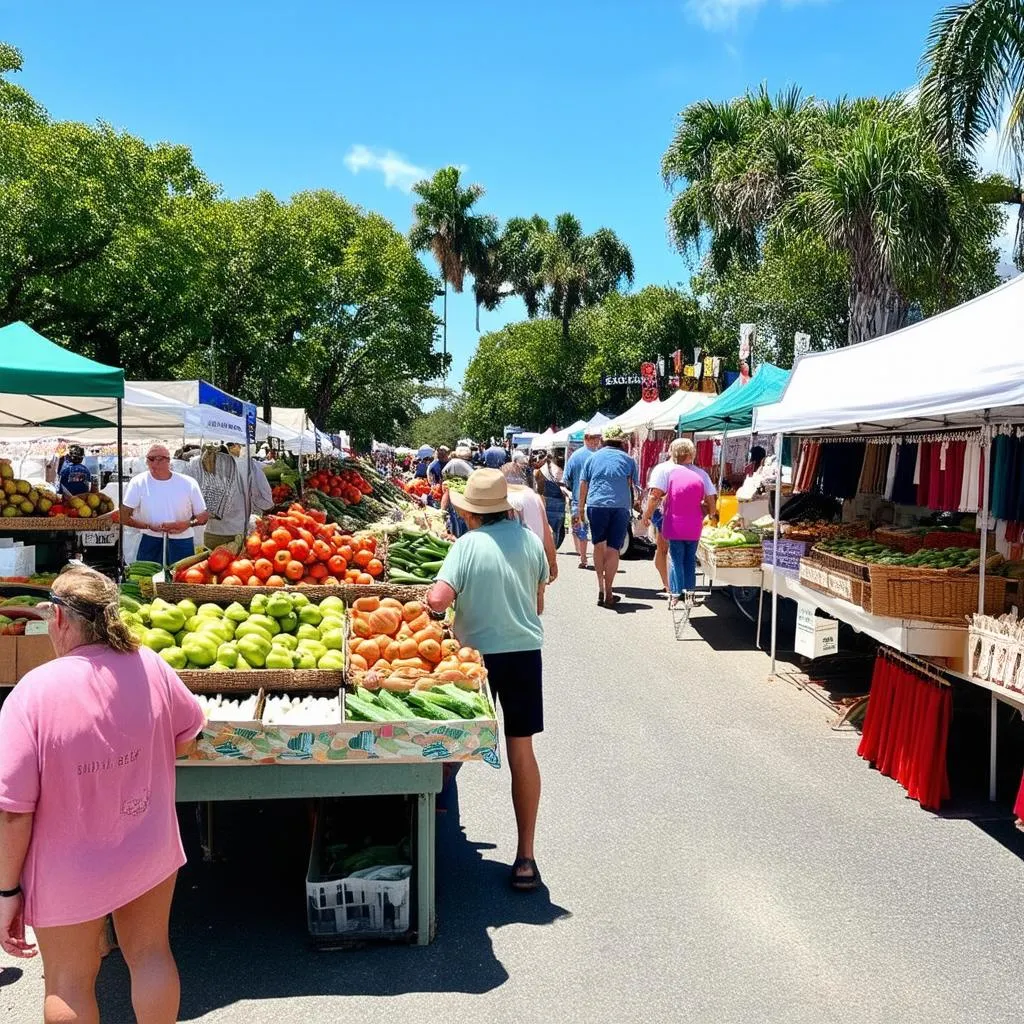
402;601;425;622
458;646;482;664
418;639;442;664
392;656;434;673
398;637;419;660
436;656;461;672
381;676;416;693
370;658;393;674
384;639;403;663
352;617;374;640
367;607;403;636
349;653;368;672
434;669;473;683
414;625;443;644
440;639;461;658
462;663;486;680
356;638;381;665
380;597;404;611
353;596;380;613
406;612;430;634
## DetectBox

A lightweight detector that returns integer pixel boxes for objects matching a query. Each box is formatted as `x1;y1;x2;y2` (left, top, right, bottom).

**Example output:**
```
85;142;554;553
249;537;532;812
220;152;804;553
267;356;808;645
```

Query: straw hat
449;468;513;516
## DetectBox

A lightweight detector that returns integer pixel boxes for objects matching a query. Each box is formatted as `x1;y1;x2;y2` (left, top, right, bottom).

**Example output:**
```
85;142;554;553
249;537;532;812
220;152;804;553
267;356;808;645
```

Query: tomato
229;559;254;580
287;538;310;562
260;538;279;559
312;539;332;561
220;574;244;587
265;574;285;587
322;576;341;586
356;572;373;585
297;527;316;548
285;559;305;581
244;534;262;558
273;549;291;570
338;545;353;563
307;562;328;581
184;566;208;585
366;558;383;578
362;536;378;554
246;575;262;587
253;558;274;581
327;554;347;576
353;549;373;569
208;547;233;574
271;527;292;548
308;508;327;525
303;548;318;565
300;575;318;585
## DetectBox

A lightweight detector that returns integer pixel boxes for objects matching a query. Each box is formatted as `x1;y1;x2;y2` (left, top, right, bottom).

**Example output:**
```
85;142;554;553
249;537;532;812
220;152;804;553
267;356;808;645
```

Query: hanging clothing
891;443;919;506
639;439;668;488
815;442;865;500
959;438;982;513
884;442;898;500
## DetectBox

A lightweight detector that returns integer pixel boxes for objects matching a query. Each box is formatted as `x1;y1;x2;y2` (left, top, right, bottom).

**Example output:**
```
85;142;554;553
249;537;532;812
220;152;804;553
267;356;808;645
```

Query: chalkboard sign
762;538;808;575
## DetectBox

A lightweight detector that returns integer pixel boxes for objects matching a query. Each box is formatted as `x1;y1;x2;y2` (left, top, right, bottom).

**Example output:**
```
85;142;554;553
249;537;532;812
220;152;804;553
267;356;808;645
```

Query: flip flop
510;857;542;891
604;594;621;606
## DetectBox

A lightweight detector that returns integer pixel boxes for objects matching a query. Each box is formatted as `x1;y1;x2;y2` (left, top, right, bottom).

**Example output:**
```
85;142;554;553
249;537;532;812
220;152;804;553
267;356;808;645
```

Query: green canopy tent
0;321;127;568
676;363;791;434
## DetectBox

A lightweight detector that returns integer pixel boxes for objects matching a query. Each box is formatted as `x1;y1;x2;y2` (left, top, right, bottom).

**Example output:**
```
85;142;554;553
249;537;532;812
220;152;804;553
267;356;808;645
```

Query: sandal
510;856;542;891
604;594;621;606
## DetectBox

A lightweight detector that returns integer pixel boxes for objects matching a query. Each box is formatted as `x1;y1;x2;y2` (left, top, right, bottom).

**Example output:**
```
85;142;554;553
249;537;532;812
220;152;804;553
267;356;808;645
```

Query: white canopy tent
548;419;586;448
530;428;557;451
754;274;1024;436
649;390;716;431
608;398;663;433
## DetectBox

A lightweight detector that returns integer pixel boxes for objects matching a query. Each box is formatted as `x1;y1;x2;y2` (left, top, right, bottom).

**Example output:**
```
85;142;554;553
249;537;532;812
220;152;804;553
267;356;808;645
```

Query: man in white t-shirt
121;444;210;566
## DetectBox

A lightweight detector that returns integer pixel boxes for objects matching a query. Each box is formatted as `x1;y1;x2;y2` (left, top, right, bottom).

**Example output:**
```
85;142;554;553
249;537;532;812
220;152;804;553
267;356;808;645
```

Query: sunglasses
147;456;170;462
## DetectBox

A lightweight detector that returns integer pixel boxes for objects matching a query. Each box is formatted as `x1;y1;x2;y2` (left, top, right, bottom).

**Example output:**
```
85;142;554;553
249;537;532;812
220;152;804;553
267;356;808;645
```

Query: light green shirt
436;518;548;655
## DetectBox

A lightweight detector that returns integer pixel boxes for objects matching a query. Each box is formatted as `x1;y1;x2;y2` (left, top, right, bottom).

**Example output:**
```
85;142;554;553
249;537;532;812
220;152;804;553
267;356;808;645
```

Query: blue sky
2;0;996;388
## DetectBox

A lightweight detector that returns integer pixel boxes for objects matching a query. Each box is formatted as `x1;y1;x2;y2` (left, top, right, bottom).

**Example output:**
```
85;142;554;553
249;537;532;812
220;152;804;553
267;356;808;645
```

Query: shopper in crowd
414;453;431;479
535;452;569;549
185;444;245;550
428;446;450;485
442;446;474;479
656;438;717;608
121;444;209;565
57;445;93;498
511;449;534;488
744;445;767;478
640;452;678;596
502;464;558;583
564;427;603;569
227;442;275;518
0;564;205;1021
426;470;549;891
484;440;508;469
578;425;637;607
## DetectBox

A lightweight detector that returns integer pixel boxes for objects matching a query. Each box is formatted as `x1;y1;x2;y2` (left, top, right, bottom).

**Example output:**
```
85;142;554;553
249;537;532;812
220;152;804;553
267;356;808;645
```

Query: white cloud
343;145;429;192
685;0;827;31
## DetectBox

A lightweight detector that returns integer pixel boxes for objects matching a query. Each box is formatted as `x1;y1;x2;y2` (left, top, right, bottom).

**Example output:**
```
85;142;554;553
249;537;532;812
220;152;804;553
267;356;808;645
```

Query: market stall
750;274;1024;808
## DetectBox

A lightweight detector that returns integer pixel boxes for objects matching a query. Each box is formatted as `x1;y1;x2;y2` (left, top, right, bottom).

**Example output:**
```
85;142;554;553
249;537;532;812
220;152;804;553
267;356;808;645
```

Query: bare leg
592;541;607;597
112;872;180;1024
654;533;669;592
604;547;621;602
35;918;105;1024
505;736;541;870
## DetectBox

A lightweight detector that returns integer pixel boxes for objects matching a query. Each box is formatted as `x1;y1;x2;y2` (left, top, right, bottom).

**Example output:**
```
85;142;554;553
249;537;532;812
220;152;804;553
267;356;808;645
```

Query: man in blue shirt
58;446;93;498
483;442;508;469
579;425;637;607
414;454;431;479
563;427;603;569
427;446;449;484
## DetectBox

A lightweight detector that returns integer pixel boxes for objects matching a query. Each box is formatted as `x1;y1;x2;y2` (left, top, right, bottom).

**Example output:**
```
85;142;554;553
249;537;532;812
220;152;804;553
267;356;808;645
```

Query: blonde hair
670;437;696;463
52;564;140;654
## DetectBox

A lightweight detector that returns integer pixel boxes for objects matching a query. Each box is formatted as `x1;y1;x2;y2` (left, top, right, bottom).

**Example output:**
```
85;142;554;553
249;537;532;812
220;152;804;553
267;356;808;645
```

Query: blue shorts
587;506;629;549
652;508;664;532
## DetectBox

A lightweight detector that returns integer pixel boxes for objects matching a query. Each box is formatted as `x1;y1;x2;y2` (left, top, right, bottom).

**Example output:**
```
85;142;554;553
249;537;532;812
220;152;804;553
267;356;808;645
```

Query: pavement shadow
0;967;23;988
94;791;571;1019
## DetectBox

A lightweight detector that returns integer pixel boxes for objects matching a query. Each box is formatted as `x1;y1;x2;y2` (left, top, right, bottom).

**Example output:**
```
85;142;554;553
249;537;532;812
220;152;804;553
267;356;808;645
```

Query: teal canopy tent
676;364;790;434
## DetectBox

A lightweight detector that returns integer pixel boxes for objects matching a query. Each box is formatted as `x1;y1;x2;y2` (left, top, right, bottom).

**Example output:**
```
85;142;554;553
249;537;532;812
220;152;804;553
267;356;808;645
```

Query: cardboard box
795;602;839;660
0;636;17;685
16;634;55;677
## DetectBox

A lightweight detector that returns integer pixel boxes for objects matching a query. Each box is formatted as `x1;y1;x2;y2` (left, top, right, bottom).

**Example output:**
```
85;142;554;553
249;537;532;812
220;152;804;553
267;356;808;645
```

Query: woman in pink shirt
0;564;204;1023
659;438;718;608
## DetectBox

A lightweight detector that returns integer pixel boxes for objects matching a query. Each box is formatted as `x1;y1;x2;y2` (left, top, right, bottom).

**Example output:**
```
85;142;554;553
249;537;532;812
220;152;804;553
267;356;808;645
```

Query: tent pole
978;424;990;615
769;431;783;680
718;429;728;492
116;397;124;582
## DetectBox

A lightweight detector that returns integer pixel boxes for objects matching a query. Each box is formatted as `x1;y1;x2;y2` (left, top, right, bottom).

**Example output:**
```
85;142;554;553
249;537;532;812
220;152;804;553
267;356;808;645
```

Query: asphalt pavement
5;548;1024;1023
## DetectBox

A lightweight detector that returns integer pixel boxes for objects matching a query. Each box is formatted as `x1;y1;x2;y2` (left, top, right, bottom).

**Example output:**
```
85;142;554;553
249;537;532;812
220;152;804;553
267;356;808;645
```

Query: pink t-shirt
0;644;205;927
662;465;716;542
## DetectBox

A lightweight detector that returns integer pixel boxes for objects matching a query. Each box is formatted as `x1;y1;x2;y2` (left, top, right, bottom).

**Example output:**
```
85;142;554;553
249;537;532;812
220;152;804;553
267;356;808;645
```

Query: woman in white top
502;465;558;583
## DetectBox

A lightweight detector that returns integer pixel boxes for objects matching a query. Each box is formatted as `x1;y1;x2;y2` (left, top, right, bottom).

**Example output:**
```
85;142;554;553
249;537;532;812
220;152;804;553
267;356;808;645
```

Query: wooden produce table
176;762;442;945
760;564;967;660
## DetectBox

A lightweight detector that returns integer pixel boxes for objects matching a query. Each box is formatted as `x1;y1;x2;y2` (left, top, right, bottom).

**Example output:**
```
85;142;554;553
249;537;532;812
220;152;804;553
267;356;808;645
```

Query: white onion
262;694;341;725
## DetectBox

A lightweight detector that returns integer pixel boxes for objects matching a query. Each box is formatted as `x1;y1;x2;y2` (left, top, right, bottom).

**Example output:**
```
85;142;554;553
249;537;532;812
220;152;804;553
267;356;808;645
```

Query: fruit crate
873;527;926;554
0;513;115;532
866;565;1007;623
922;530;993;550
806;545;870;581
699;541;763;569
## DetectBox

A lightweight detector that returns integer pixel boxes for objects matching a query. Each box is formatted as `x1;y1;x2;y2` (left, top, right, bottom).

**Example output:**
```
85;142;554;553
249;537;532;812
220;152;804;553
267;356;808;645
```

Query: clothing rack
800;429;984;444
879;647;950;687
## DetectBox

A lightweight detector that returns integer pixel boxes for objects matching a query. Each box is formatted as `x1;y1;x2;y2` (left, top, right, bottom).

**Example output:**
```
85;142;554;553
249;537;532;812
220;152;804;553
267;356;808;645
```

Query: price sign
81;531;117;546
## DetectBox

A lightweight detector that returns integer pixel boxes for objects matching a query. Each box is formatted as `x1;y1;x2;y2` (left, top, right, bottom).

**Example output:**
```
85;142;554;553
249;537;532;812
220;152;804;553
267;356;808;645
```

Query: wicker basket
872;527;926;553
866;565;1007;623
178;668;343;694
0;513;115;532
699;542;763;569
151;580;428;605
923;530;992;550
798;559;868;607
806;546;870;581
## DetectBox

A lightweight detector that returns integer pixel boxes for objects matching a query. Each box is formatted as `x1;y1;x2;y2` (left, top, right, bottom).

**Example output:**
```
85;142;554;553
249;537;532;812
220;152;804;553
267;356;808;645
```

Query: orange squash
380;597;404;611
381;676;416;693
353;596;380;612
458;646;482;664
349;653;368;672
370;658;393;674
398;637;419;660
384;640;403;663
418;639;442;664
356;638;381;665
414;625;444;644
402;601;425;622
406;613;430;634
440;639;461;658
367;607;402;636
392;656;434;672
352;617;373;639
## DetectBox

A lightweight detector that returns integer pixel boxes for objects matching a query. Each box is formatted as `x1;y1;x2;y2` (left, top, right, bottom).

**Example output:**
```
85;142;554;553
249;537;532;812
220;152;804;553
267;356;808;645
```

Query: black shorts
483;649;543;738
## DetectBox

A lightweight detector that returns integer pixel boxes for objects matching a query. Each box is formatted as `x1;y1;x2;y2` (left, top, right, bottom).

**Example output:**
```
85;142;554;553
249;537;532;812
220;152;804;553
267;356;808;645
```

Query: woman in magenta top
0;564;204;1023
660;438;718;607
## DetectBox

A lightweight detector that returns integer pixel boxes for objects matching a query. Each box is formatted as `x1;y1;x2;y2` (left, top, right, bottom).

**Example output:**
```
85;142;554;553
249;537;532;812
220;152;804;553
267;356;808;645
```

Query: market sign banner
602;374;643;386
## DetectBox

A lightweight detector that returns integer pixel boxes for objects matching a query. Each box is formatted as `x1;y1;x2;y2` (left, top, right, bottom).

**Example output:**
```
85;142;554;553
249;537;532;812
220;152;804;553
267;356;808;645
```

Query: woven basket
923;530;992;550
806;546;870;581
866;565;1007;622
700;542;763;569
873;527;926;554
797;560;869;607
178;668;343;694
0;513;115;532
151;580;427;606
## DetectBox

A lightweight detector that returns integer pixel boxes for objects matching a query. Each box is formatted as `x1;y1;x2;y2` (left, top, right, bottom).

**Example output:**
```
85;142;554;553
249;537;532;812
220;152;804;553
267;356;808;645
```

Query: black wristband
428;608;446;621
0;884;21;898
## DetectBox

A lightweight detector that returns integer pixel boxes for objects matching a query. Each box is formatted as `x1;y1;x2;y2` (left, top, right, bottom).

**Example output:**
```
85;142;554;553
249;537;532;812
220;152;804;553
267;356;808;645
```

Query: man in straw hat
578;424;637;608
427;469;549;891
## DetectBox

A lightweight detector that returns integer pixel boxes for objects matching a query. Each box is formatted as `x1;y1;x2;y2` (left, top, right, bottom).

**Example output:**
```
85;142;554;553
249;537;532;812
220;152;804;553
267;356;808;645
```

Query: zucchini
376;690;414;719
405;693;461;721
344;694;398;723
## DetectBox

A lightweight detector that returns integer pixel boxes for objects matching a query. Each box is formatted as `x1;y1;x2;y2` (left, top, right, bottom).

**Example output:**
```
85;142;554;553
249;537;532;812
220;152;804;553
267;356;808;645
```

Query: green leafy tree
663;87;1007;344
0;43;46;124
409;166;497;358
405;402;466;449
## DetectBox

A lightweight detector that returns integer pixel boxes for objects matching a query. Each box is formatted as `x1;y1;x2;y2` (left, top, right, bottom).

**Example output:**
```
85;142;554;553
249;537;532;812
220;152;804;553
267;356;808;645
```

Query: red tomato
273;549;291;570
312;539;332;562
208;547;233;574
356;572;373;585
260;538;279;559
285;559;305;581
265;574;285;587
184;566;208;585
271;527;292;548
327;554;347;576
244;534;262;558
253;558;274;581
220;574;244;587
229;559;254;580
287;538;310;562
353;549;373;569
366;558;383;578
307;563;328;581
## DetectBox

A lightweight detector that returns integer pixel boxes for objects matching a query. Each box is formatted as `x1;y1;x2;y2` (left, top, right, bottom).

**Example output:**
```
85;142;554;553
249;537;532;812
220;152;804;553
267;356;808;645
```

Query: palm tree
663;87;1003;344
409;166;497;364
536;213;634;344
919;0;1024;265
473;215;549;327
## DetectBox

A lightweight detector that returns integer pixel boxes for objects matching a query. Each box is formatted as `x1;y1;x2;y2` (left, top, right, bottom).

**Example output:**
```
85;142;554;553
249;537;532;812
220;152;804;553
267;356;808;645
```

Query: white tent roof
548;419;586;447
608;398;663;432
649;390;717;431
753;275;1024;436
530;428;557;450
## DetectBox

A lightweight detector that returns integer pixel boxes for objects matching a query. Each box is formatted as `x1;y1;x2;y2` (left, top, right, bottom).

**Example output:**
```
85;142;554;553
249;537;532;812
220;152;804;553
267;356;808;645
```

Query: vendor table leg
416;791;436;945
990;693;998;803
755;584;765;650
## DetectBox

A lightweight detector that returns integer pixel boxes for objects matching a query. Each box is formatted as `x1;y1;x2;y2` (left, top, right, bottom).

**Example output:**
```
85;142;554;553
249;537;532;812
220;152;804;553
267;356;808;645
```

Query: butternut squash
392;656;434;673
